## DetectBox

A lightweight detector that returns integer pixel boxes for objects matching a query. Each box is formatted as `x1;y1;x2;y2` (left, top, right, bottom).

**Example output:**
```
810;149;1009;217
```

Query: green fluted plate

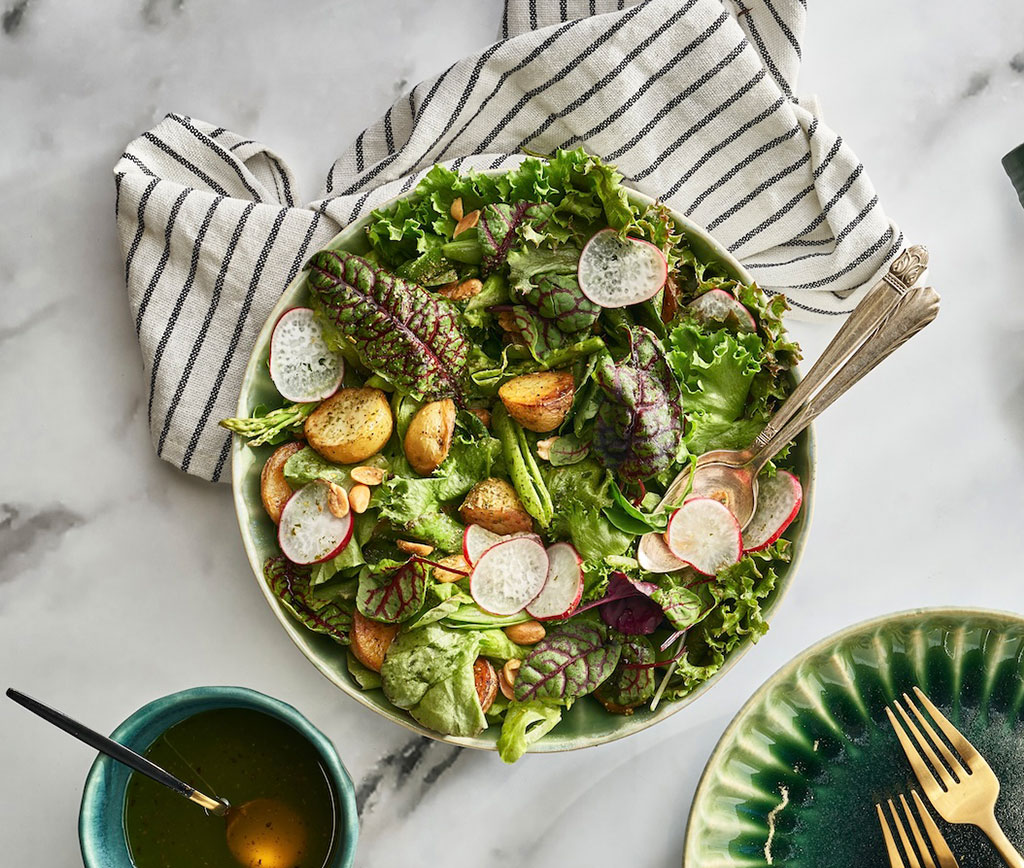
684;608;1024;867
231;178;816;755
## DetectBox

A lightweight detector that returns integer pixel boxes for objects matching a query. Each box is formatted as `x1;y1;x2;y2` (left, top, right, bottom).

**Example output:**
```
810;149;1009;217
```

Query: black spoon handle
6;688;220;810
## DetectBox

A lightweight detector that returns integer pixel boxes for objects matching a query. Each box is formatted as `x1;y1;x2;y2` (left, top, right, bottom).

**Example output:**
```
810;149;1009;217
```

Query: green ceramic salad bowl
684;607;1024;867
230;165;816;756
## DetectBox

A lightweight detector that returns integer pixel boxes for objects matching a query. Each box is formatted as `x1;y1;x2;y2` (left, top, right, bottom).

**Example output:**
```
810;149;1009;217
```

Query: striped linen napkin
115;0;902;482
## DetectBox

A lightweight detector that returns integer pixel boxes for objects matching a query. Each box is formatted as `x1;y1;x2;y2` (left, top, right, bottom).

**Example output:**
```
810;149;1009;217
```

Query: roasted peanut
453;209;480;238
350;465;385;486
325;480;350;518
437;278;483;301
450;197;464;221
536;437;557;462
498;658;522;700
504;620;546;645
348;483;371;514
396;539;434;557
468;407;491;428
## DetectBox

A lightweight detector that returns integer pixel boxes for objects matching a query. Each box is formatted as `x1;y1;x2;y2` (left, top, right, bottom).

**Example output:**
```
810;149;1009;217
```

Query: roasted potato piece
498;371;575;433
404;398;456;475
351;610;399;673
260;441;303;523
305;387;393;465
459;478;533;534
474;657;498;713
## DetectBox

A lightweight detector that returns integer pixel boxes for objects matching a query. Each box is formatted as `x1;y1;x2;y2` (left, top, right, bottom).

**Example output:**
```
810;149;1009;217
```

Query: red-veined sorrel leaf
307;250;469;402
265;556;353;645
651;585;707;632
592;325;682;481
356;559;428;624
513;620;621;703
595;634;657;708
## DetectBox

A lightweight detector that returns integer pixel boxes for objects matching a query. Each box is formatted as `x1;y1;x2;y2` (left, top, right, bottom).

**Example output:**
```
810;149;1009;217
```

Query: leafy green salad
222;149;804;763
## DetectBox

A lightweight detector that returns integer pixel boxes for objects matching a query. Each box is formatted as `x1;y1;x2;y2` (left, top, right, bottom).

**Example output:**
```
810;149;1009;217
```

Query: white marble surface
3;1;1024;866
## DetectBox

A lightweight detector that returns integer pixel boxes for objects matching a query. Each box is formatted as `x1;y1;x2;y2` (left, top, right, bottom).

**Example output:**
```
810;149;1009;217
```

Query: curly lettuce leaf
592;326;683;482
497;701;562;764
307;251;469;402
542;459;633;561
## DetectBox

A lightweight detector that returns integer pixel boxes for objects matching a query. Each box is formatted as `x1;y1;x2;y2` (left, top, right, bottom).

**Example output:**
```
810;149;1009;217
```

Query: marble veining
3;1;1024;866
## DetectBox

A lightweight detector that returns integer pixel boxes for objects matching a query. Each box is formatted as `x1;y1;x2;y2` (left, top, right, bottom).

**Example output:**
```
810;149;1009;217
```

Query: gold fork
886;686;1024;867
877;791;960;868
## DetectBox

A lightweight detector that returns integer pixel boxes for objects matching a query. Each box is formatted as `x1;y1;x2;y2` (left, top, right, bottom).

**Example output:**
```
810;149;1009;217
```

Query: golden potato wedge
431;554;470;583
351;610;399;673
459;478;533;534
305;387;393;465
474;657;498;713
498;370;575;433
260;441;304;523
403;398;456;475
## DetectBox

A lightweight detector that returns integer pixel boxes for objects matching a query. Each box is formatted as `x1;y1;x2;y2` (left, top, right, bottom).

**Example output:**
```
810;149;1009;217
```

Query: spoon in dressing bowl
6;688;307;868
639;249;938;572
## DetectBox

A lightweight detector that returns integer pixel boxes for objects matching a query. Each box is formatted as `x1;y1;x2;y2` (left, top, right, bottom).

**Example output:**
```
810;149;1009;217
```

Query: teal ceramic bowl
684;608;1024;867
230;181;816;755
79;686;358;868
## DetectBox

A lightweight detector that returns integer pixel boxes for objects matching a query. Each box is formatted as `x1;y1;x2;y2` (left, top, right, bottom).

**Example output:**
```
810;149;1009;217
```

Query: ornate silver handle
751;245;929;451
749;285;941;474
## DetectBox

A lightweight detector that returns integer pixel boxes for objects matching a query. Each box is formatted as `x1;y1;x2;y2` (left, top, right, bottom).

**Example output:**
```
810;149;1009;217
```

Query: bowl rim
78;685;358;868
230;173;817;754
682;605;1024;865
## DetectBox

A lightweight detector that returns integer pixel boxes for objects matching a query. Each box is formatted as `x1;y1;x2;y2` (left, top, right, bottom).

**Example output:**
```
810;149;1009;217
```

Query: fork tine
899;793;937;868
912;687;983;769
893;700;956;791
886;706;944;799
878;803;909;868
903;692;968;781
889;799;924;868
912;790;960;868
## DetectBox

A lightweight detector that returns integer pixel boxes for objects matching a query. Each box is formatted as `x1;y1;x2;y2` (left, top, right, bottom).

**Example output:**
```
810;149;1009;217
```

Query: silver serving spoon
7;689;308;868
639;246;938;572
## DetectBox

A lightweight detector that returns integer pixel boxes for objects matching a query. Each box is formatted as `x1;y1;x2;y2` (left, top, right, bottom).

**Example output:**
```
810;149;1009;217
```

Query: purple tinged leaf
651;585;708;632
547;433;590;467
479;202;534;275
265;556;352;645
513;621;621;703
307;251;469;402
356;560;428;624
598;574;664;635
595;634;657;708
592;325;683;482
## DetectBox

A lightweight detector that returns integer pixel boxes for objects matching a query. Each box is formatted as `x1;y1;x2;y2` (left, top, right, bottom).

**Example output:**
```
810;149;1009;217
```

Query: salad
222;149;804;763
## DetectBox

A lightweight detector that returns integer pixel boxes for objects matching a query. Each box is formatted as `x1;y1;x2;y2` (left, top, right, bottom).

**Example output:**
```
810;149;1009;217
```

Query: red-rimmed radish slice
578;228;667;308
526;542;583;620
470;537;549;616
743;471;802;552
278;480;354;564
687;289;756;333
463;524;503;564
269;307;344;402
637;532;689;574
665;497;742;576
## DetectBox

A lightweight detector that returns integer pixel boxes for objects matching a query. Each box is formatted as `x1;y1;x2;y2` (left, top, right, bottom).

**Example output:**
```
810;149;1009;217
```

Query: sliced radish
463;524;503;564
470;537;549;616
269;307;344;402
526;543;583;620
278;480;354;564
687;289;756;333
637;531;689;574
665;497;742;576
578;228;667;308
743;471;802;552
